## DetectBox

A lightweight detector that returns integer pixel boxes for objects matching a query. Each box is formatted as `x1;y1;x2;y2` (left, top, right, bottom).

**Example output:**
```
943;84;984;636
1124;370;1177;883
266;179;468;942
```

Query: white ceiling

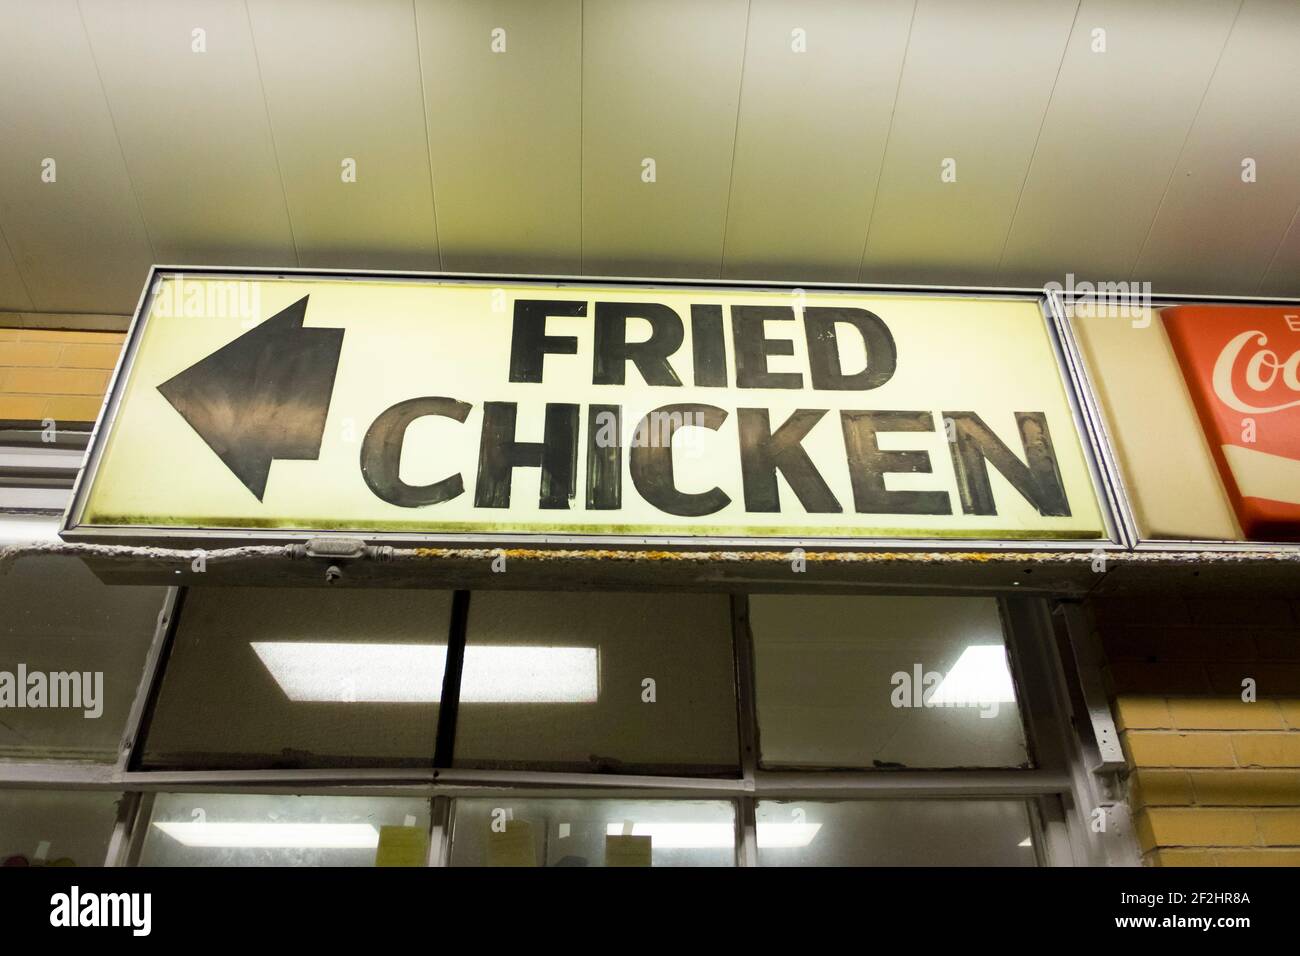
0;0;1296;325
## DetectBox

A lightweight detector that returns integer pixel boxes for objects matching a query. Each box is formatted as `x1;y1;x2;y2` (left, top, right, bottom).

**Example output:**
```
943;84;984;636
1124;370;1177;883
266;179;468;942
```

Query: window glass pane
0;553;166;761
453;591;739;775
750;595;1029;769
140;587;452;769
138;792;431;867
0;789;122;867
756;800;1036;866
450;798;735;867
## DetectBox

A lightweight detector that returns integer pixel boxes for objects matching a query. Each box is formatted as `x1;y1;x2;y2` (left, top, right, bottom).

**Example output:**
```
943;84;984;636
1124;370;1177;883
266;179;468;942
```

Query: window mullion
432;590;471;768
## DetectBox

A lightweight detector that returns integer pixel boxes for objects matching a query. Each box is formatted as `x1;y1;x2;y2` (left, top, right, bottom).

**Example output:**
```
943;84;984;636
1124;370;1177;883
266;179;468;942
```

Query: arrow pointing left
157;295;345;501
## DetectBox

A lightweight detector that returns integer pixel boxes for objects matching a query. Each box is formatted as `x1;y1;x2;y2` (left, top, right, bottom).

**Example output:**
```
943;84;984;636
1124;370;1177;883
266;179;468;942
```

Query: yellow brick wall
0;328;124;423
1092;595;1300;866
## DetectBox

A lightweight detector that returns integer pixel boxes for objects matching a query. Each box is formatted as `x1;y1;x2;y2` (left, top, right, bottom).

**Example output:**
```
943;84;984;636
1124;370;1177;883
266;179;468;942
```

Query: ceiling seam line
411;0;444;272
716;0;753;280
73;0;159;269
0;221;38;312
993;0;1082;283
1128;0;1245;287
579;0;584;275
243;0;302;268
855;0;919;283
1255;200;1300;293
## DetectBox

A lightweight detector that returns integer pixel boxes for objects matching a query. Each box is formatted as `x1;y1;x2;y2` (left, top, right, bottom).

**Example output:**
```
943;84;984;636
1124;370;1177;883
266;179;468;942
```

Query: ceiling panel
417;0;581;274
0;0;1294;319
1133;0;1300;295
0;0;153;313
0;224;34;312
1259;209;1300;296
721;0;914;282
78;0;295;267
860;0;1078;285
247;0;438;271
997;0;1239;289
581;0;749;278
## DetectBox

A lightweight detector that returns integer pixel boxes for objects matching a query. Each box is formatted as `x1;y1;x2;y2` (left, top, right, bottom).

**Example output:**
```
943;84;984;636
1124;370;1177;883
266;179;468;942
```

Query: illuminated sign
1163;305;1300;540
63;272;1106;544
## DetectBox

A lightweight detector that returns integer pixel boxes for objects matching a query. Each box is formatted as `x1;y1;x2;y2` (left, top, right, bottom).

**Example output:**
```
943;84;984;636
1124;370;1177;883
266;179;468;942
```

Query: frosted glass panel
750;595;1029;768
142;587;451;768
138;792;431;867
0;554;165;761
453;591;739;775
0;789;122;867
756;800;1036;866
451;798;735;867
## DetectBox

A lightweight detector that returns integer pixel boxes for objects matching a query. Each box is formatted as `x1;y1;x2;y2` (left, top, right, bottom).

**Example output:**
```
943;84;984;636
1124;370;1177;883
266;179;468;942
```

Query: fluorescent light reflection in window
601;822;821;849
153;821;380;849
251;642;598;703
929;644;1017;706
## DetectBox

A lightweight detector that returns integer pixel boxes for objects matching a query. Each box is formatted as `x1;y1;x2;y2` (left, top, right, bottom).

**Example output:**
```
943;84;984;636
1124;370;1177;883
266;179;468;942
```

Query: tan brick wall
0;328;124;423
1092;596;1300;866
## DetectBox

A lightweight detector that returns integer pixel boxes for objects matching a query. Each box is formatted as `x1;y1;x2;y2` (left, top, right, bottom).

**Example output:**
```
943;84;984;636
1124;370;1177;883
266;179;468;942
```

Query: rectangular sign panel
1070;299;1300;544
1163;305;1300;540
64;271;1107;544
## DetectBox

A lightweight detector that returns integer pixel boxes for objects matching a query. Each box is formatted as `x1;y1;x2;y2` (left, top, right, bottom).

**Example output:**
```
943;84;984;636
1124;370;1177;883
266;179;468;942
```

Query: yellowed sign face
66;273;1106;543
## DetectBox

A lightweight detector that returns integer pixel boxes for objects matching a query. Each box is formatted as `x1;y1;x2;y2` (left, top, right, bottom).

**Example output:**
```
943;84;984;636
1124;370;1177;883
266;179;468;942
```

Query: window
0;789;123;867
450;798;736;867
453;591;739;776
0;553;166;762
140;587;452;769
748;595;1030;769
136;793;432;867
3;581;1087;867
755;800;1038;866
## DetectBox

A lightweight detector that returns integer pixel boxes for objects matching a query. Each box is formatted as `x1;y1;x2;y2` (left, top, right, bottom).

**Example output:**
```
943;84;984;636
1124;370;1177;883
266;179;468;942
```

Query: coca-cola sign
1163;305;1300;540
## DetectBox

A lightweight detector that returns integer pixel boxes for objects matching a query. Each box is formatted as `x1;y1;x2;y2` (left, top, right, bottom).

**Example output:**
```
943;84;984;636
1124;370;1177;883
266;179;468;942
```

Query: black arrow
157;295;344;501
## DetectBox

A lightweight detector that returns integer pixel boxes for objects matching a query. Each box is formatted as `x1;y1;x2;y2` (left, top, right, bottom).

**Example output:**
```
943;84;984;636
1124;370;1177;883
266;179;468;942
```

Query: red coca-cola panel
1162;305;1300;540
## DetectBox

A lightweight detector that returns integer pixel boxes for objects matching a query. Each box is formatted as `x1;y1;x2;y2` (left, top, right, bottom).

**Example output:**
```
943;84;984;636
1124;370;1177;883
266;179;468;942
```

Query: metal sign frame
61;265;1125;551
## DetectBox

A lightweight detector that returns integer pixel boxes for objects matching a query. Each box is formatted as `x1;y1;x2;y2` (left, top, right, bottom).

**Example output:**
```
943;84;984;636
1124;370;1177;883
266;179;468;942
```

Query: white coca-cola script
1211;331;1300;414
